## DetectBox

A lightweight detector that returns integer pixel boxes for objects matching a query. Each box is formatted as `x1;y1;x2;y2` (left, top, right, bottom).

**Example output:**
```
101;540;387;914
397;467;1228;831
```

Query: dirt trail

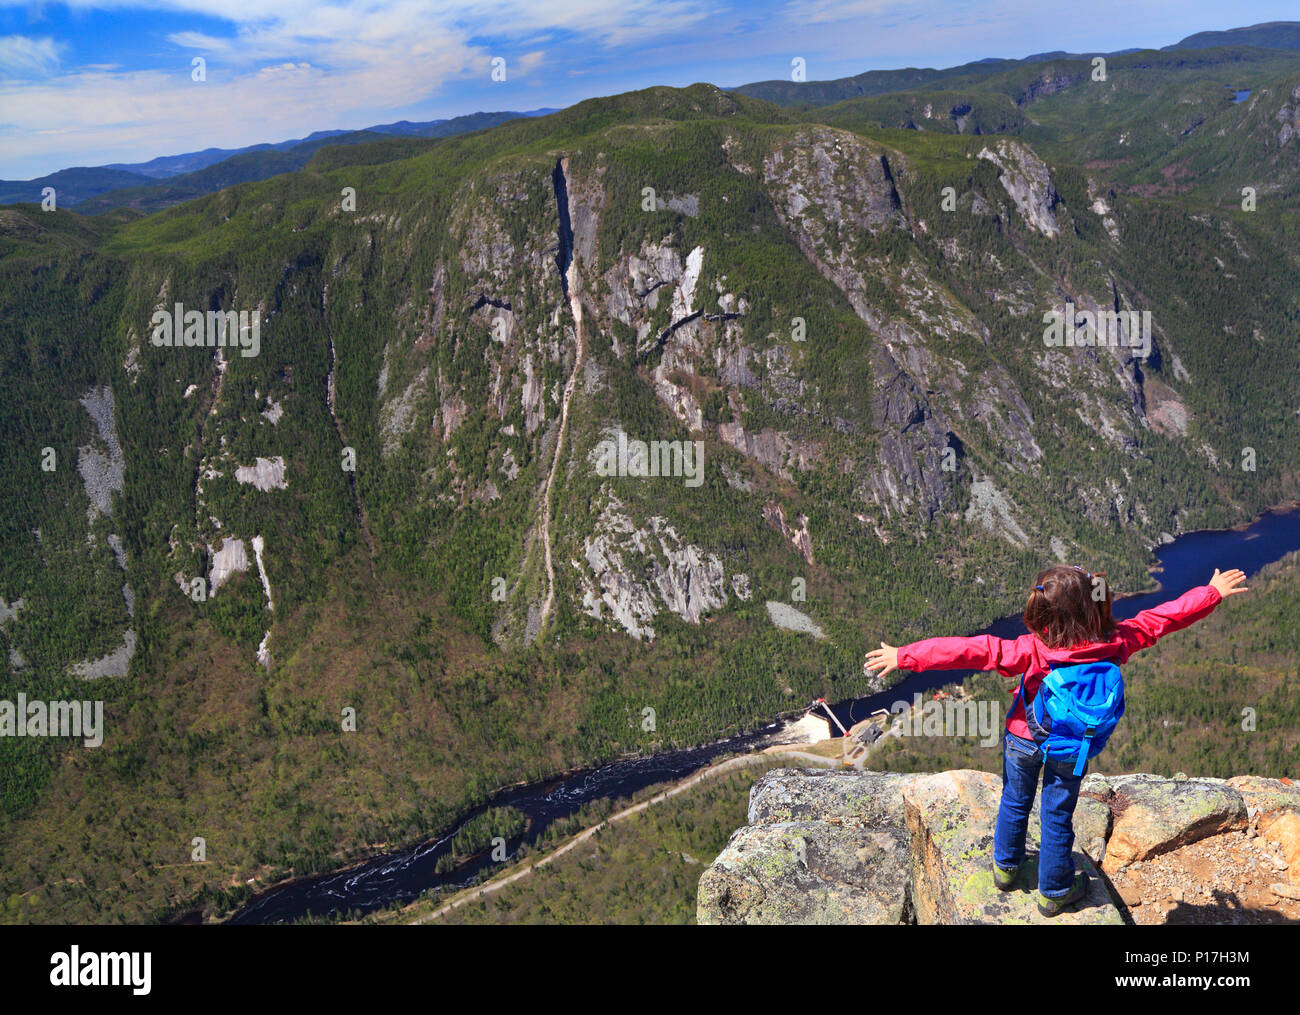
537;262;583;636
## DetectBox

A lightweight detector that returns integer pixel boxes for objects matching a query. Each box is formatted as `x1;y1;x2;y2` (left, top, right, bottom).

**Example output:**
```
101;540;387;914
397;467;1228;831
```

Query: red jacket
896;584;1223;739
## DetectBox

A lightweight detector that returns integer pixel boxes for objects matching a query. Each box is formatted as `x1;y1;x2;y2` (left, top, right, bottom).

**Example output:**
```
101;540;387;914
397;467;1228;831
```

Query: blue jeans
993;731;1084;897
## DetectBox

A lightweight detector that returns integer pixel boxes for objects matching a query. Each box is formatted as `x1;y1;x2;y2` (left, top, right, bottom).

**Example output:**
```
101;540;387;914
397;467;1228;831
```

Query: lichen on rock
699;767;1295;925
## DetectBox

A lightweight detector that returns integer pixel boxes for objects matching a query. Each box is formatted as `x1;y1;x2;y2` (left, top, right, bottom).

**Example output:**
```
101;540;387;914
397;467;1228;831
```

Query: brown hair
1023;564;1116;649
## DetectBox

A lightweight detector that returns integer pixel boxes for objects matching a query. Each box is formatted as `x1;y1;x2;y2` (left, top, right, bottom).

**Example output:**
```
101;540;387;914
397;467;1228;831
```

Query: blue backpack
1011;661;1126;776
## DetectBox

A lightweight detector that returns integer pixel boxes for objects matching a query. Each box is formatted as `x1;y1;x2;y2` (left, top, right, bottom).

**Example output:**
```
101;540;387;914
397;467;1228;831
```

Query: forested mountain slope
1;60;1297;920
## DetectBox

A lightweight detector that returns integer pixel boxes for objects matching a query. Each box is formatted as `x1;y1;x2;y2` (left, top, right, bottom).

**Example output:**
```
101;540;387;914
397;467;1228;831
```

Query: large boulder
696;820;911;924
747;768;924;827
1073;790;1112;864
1083;774;1247;872
902;770;1122;925
1259;807;1300;887
1227;776;1300;820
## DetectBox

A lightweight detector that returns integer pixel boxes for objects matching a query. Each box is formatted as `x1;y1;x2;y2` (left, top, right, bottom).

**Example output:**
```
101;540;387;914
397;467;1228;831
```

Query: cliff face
7;81;1300;924
697;768;1300;925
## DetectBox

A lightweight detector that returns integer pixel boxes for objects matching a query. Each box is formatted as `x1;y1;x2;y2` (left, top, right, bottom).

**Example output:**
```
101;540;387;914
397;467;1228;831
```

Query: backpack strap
1073;726;1095;776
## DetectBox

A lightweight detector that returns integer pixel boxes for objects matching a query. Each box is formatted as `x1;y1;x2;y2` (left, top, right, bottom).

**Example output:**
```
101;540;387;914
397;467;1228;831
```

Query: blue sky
1;0;1297;179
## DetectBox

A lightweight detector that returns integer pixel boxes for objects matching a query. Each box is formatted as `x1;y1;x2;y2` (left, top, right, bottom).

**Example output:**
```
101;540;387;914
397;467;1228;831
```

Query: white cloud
4;0;1237;177
777;0;901;23
448;0;719;47
166;31;234;53
515;49;546;74
0;35;62;77
0;0;728;174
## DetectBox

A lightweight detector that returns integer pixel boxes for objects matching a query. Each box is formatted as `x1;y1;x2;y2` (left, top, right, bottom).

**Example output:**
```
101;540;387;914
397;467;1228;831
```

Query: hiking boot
993;860;1023;892
1037;872;1088;916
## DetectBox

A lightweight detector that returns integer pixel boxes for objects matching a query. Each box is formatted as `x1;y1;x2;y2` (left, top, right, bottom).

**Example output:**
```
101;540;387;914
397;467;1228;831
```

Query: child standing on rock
863;565;1247;916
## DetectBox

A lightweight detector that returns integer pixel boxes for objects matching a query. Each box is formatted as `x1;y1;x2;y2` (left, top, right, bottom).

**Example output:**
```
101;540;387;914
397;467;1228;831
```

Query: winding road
410;748;837;923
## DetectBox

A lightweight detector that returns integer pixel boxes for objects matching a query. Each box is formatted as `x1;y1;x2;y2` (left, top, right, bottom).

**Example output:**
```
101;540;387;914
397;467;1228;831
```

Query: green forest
2;45;1299;923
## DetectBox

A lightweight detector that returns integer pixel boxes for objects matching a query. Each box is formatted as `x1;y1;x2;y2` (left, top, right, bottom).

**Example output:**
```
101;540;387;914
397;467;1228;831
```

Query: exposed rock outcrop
903;770;1119;924
762;128;904;325
699;768;1300;925
572;488;728;641
718;424;818;481
0;596;23;625
764;601;825;639
977;140;1062;237
208;536;250;593
234;456;287;491
762;502;814;563
1084;773;1248;871
862;345;954;522
1275;84;1300;147
964;476;1030;546
699;771;919;924
77;386;125;519
70;629;136;679
699;820;912;924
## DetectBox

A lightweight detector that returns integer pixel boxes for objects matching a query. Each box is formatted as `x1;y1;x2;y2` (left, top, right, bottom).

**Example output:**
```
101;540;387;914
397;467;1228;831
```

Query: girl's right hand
1209;568;1249;598
864;642;899;679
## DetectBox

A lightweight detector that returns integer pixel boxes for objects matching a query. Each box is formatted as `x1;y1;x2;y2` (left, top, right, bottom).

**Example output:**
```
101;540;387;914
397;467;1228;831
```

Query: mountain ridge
0;108;561;211
2;60;1299;922
732;26;1300;106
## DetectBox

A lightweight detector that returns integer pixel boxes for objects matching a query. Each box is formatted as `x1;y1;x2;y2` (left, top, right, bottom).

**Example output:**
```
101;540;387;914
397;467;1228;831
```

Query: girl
863;565;1248;916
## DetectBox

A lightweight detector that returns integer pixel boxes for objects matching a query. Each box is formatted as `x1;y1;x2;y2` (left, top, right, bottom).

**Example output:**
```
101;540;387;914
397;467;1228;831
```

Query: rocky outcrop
379;367;429;454
1275;84;1300;147
977;140;1061;237
747;768;923;827
208;537;250;593
862;345;954;522
698;820;911;924
717;424;818;481
2;596;26;672
964;477;1030;546
604;241;702;357
699;771;920;924
69;629;136;679
762;129;904;325
1228;774;1300;819
762;502;814;563
572;488;728;641
0;596;23;626
763;129;905;242
1085;773;1248;871
234;456;287;492
764;601;825;639
77;386;125;519
904;770;1120;924
699;768;1300;925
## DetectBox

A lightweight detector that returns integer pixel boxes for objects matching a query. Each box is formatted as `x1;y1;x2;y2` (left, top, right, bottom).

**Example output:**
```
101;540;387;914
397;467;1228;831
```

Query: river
228;503;1300;924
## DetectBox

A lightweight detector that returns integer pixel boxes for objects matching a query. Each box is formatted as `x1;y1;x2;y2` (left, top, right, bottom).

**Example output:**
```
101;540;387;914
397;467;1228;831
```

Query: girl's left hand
864;642;899;679
1209;568;1249;598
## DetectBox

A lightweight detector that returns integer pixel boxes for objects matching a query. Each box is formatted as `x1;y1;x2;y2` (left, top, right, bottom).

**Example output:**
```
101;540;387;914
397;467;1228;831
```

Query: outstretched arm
1115;567;1247;658
865;633;1033;680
